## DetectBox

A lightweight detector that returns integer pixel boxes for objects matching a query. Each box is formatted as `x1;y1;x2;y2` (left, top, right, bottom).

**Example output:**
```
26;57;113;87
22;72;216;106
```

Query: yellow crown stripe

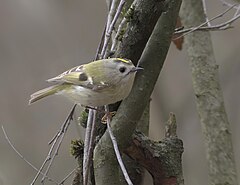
116;58;130;63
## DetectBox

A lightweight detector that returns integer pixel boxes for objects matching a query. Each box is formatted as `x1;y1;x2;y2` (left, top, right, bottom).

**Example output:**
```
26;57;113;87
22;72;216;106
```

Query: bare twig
1;126;58;184
174;3;237;39
101;0;119;59
30;104;76;185
202;0;211;26
104;105;133;185
101;0;126;58
82;7;114;184
111;17;127;52
106;0;120;35
111;3;135;52
41;106;75;183
82;1;126;184
234;5;240;16
82;21;107;185
219;0;240;16
175;11;240;35
59;168;77;185
85;110;97;179
83;109;95;185
95;23;107;60
82;17;108;185
49;104;77;145
220;0;239;9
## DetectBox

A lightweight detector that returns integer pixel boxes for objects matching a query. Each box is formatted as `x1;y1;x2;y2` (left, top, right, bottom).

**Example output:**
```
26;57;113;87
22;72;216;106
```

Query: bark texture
115;0;165;65
119;102;150;184
125;113;184;185
125;130;184;185
94;0;182;184
180;1;238;185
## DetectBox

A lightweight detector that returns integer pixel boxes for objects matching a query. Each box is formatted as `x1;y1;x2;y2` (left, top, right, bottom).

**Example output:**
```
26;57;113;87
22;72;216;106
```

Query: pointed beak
130;66;144;73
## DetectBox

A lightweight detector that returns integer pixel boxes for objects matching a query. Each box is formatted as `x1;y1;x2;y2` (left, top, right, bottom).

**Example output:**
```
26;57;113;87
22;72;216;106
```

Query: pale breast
57;75;135;106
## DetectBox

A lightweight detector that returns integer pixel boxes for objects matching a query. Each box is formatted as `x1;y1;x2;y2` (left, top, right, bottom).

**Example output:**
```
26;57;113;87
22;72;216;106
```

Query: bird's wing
46;65;111;91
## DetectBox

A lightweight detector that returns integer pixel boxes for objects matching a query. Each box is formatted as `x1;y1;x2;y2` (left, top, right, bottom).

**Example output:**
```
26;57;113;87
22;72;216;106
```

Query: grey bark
119;102;150;185
94;0;181;184
115;0;165;65
125;113;184;185
180;1;238;185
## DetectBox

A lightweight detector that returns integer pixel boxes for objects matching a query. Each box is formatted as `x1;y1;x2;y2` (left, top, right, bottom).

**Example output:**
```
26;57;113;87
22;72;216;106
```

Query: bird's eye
79;72;88;81
119;67;126;73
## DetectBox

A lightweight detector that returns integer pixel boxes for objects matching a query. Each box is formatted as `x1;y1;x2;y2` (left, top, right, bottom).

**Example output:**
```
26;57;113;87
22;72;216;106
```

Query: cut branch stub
125;131;184;185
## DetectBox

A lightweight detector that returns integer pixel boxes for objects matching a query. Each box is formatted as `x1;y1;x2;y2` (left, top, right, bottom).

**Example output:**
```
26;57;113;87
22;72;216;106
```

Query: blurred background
0;0;239;184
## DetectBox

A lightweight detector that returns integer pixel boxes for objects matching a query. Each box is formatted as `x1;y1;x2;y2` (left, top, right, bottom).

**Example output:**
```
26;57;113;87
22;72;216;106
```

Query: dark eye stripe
79;72;88;81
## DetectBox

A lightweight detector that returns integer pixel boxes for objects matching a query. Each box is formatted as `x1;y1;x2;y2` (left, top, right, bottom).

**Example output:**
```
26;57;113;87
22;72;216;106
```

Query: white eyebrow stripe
69;67;76;73
76;65;83;71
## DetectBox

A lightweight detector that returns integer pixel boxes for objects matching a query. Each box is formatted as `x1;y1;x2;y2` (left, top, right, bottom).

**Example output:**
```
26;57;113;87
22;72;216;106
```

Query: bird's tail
29;84;65;105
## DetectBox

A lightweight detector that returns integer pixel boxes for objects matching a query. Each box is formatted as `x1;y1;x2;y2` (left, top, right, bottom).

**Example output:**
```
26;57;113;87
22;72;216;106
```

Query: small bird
29;58;142;106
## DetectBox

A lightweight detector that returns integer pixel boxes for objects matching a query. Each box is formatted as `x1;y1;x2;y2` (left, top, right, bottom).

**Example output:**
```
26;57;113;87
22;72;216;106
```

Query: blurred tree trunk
180;1;238;185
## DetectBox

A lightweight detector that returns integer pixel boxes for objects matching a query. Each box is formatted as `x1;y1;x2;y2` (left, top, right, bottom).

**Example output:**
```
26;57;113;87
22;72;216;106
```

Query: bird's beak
130;66;144;73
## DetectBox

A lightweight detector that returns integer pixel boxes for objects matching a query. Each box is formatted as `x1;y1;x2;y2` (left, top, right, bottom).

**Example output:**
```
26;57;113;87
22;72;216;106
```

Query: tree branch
125;127;184;185
180;0;238;184
114;0;165;64
94;0;182;184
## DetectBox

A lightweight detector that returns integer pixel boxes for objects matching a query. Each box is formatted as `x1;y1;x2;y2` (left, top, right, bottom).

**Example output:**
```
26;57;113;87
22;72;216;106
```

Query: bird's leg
101;111;116;124
82;105;116;124
84;105;103;112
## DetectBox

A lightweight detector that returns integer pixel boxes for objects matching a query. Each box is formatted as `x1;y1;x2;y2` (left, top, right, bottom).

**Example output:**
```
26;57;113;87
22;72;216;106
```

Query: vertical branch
104;105;133;185
82;1;125;184
83;109;96;185
101;0;126;58
180;1;238;185
94;0;182;184
201;0;211;26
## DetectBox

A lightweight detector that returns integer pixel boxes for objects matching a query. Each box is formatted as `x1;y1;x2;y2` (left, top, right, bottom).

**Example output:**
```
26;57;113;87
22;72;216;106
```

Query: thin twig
59;168;77;185
219;0;240;16
31;104;76;184
31;135;57;185
101;0;126;58
174;11;240;35
83;109;94;185
220;0;239;9
32;105;76;184
202;0;211;26
234;5;240;16
95;23;107;60
82;26;106;184
104;105;133;185
174;3;237;40
82;2;125;183
48;104;77;145
1;126;58;184
106;0;119;35
41;106;75;183
111;17;127;52
85;110;97;183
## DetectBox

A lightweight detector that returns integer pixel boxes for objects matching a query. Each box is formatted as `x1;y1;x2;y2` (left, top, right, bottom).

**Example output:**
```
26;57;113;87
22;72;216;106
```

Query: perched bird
29;58;142;106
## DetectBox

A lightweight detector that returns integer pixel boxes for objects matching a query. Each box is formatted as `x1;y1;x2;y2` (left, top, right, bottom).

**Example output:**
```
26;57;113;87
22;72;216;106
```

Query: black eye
119;67;126;73
79;72;88;81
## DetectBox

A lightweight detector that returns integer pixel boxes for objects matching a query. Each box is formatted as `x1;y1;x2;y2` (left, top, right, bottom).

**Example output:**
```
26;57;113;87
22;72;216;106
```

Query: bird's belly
58;85;130;107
